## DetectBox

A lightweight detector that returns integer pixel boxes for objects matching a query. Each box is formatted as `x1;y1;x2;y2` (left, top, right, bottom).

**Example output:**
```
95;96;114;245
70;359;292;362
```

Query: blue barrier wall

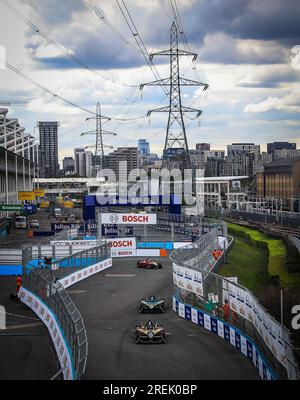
0;265;22;275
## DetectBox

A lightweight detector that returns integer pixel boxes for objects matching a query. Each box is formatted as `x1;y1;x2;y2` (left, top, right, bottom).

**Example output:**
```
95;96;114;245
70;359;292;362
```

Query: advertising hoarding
222;279;288;369
172;263;203;297
18;191;35;201
101;213;157;225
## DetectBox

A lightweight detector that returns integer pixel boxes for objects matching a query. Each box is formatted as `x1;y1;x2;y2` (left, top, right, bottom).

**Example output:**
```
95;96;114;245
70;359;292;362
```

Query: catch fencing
21;241;110;379
170;226;299;380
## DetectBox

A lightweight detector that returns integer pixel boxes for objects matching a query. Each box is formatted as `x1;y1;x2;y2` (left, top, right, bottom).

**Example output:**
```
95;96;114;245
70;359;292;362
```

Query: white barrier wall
19;287;74;380
19;256;112;380
58;258;112;289
111;249;161;258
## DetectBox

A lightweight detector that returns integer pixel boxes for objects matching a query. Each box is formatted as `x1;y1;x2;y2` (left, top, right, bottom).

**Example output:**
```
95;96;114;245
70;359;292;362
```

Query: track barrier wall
168;216;299;380
19;242;111;380
173;295;277;380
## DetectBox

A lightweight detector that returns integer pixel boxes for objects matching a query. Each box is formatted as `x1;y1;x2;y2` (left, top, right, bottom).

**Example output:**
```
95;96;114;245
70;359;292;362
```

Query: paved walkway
0;276;57;380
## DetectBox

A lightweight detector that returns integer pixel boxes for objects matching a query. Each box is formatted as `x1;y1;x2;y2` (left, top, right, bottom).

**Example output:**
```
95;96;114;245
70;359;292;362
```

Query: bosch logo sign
106;237;136;251
101;213;157;225
108;240;133;248
122;215;148;223
109;214;119;223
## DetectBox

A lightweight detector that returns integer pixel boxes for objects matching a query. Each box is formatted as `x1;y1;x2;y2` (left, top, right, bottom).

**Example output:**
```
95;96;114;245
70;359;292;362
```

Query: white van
14;216;27;229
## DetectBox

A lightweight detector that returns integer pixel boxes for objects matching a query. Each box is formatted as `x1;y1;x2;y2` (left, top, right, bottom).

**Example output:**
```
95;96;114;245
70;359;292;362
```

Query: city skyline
0;0;299;163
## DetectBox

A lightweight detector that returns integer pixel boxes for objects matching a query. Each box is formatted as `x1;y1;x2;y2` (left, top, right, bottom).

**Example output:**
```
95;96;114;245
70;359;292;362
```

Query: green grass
226;223;300;288
219;237;269;293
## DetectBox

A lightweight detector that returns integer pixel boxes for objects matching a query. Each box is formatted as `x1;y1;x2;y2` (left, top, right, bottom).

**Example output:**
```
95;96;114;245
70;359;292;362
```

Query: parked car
30;219;40;228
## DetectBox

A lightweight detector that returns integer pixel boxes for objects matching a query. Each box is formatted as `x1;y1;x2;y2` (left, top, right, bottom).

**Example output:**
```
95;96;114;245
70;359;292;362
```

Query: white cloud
0;0;299;156
244;90;300;113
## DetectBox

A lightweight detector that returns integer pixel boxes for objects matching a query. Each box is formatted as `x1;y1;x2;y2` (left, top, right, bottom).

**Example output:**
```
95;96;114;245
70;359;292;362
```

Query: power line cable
168;0;203;83
86;0;136;51
116;0;169;97
0;58;147;121
0;0;138;88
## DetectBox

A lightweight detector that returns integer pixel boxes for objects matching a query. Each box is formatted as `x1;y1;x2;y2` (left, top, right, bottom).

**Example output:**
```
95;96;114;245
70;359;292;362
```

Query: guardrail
20;242;111;380
170;222;299;380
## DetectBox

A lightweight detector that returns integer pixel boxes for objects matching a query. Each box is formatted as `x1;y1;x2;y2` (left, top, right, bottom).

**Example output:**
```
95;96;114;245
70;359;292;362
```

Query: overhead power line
1;59;98;115
86;0;135;50
116;0;169;97
0;58;147;121
0;0;138;88
168;0;203;83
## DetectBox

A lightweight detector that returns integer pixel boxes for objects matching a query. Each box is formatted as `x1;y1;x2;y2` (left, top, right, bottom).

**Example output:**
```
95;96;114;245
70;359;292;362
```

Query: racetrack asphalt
68;256;259;380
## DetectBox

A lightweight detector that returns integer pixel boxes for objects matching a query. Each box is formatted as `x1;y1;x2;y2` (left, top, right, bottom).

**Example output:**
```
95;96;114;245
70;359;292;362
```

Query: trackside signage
106;237;136;250
18;287;74;380
106;237;136;257
101;213;157;225
50;240;98;247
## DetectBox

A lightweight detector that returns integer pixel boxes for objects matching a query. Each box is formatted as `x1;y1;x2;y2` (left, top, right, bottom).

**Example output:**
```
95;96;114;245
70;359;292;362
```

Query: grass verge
226;223;300;288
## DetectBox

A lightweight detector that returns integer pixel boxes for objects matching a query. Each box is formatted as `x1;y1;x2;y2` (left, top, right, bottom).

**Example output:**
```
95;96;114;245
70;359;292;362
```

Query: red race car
137;259;162;269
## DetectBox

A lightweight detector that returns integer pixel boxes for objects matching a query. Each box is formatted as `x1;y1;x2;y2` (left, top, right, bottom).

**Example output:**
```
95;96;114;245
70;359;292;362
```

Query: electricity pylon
140;22;208;171
81;102;117;171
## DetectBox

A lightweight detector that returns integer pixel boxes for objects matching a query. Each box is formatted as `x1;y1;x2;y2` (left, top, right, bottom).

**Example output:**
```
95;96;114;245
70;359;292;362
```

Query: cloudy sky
0;0;300;164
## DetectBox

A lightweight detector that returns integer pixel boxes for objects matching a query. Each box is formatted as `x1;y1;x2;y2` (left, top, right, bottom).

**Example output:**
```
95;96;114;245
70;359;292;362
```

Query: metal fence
23;241;109;281
22;268;88;379
170;228;299;380
21;241;110;379
205;208;300;228
156;212;227;238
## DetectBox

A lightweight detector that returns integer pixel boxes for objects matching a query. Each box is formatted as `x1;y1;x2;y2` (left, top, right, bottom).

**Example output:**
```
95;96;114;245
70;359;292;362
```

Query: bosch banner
106;237;136;250
101;213;157;225
106;237;137;257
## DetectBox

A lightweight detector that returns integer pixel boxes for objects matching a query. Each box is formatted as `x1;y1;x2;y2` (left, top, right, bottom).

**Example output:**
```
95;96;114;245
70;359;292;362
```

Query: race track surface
69;257;259;380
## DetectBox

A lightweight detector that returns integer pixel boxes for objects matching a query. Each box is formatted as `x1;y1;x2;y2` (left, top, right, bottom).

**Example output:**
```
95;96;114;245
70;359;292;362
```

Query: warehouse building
256;156;300;211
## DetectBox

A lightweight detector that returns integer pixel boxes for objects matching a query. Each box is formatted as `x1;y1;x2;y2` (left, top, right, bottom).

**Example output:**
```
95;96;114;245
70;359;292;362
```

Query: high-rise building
196;143;210;151
273;148;300;159
267;142;296;155
226;143;260;176
38;121;60;177
252;152;273;174
74;148;93;177
74;148;85;176
138;139;150;156
227;143;260;156
105;147;139;181
62;157;75;175
205;156;249;177
84;151;93;178
189;148;225;170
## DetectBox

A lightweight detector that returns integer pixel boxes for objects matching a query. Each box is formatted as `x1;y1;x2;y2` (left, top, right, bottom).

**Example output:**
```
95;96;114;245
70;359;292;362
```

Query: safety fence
23;241;110;281
156;212;227;237
170;231;299;380
20;242;111;380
